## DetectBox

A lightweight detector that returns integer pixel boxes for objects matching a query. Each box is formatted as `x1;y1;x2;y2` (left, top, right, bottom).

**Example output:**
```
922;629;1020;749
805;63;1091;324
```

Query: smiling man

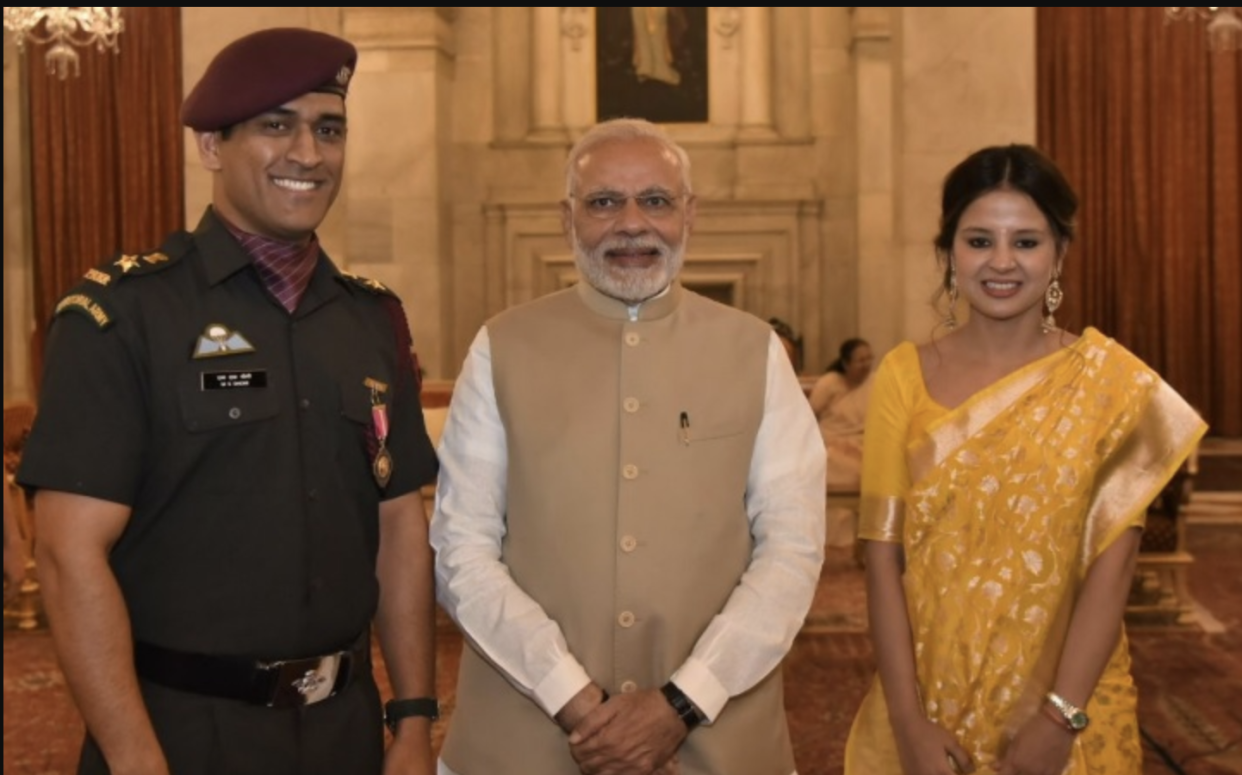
431;118;826;775
17;28;440;775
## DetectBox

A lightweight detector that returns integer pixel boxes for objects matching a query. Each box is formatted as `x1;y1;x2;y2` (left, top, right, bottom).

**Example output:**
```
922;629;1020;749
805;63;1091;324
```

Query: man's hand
556;683;610;734
567;688;685;775
383;721;435;775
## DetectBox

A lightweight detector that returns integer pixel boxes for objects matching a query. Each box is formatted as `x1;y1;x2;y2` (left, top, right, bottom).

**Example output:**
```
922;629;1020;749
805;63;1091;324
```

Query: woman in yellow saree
843;145;1207;775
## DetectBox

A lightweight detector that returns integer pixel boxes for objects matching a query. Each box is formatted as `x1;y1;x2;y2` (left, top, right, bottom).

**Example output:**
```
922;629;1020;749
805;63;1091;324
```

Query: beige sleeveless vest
441;282;797;775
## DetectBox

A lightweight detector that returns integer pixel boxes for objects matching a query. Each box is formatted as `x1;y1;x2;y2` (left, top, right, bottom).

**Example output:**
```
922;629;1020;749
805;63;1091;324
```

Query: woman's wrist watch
1044;691;1089;733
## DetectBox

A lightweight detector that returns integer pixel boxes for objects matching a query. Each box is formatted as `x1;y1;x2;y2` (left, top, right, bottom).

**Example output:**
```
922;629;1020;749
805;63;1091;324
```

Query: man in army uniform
18;27;439;775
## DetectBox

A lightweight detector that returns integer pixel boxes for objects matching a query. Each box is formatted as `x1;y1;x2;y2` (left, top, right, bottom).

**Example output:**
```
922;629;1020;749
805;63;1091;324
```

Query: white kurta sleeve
429;327;592;717
670;332;827;721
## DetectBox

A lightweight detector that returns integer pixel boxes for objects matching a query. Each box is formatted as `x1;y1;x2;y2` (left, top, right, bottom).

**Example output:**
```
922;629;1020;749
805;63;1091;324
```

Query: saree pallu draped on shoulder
846;329;1207;774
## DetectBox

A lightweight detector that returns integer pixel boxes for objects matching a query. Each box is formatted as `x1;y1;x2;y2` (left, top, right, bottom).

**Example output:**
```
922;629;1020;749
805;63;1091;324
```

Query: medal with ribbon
366;378;393;488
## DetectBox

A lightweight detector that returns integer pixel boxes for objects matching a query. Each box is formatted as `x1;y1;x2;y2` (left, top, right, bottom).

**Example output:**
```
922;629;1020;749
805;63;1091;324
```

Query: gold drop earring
944;264;959;330
1042;273;1063;334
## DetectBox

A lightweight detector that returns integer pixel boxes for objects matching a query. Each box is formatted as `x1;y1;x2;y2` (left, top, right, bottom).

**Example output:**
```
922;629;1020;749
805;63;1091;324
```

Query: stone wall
2;7;1037;396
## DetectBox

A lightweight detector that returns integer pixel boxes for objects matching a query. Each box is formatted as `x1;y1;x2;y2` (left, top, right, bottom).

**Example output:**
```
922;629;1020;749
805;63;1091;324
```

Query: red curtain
1037;7;1241;436
27;7;184;381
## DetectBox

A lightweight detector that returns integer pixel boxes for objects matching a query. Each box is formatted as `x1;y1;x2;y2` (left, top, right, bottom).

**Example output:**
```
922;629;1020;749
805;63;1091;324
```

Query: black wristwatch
660;682;703;731
384;697;440;732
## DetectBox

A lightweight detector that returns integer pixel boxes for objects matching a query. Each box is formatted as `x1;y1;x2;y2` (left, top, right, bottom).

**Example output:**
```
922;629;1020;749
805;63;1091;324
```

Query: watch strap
660;681;702;731
384;697;440;732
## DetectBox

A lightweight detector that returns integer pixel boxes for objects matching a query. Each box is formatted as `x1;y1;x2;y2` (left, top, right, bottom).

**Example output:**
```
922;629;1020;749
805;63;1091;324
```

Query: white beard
572;228;687;304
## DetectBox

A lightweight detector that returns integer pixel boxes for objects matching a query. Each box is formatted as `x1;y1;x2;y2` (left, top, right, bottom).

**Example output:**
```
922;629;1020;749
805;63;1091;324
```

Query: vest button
622;464;639;480
620;535;638;552
620;680;638;694
624;332;641;346
623;397;640;413
618;610;636;628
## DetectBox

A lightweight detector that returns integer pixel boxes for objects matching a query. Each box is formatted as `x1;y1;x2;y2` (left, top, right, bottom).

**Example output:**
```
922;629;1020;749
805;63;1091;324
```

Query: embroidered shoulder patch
85;268;112;286
339;269;397;298
55;293;114;329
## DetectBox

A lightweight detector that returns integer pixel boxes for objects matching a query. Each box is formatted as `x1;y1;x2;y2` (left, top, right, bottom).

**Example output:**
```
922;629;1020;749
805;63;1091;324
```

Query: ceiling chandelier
3;7;124;79
1165;7;1242;52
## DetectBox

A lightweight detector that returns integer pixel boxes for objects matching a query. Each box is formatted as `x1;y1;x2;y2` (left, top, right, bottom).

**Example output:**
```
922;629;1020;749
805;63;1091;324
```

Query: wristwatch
384;697;440;733
660;681;704;731
1045;691;1089;732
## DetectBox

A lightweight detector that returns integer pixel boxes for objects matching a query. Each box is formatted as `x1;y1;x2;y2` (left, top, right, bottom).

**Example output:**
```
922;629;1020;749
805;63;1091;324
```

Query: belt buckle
263;653;344;708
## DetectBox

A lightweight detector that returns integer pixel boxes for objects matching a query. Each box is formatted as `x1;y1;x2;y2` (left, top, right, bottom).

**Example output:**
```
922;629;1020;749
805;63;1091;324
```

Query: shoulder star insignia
339;269;395;296
115;254;142;273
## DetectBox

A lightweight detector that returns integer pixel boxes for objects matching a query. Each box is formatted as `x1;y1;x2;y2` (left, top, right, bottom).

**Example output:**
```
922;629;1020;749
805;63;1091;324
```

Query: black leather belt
133;632;369;708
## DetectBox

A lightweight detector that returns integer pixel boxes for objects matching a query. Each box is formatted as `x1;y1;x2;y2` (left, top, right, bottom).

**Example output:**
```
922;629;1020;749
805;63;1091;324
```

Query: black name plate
201;370;268;390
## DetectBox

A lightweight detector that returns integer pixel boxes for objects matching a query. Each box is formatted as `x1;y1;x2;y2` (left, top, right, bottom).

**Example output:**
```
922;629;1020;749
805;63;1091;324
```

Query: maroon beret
181;27;357;132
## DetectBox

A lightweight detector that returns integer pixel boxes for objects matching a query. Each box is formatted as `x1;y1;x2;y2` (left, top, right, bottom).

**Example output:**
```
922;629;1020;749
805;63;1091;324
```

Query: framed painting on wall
595;7;709;124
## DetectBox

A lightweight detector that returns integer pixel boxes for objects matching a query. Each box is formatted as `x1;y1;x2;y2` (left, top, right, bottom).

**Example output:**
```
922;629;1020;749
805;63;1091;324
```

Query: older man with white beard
430;118;826;775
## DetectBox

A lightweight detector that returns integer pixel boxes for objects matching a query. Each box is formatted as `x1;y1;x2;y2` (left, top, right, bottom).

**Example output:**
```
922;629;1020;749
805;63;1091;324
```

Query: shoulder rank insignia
55;293;113;329
104;248;180;282
193;323;256;359
339;269;397;297
85;268;112;286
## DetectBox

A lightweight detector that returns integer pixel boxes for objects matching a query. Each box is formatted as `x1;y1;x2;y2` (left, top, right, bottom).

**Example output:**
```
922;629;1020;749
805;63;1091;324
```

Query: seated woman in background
808;337;875;547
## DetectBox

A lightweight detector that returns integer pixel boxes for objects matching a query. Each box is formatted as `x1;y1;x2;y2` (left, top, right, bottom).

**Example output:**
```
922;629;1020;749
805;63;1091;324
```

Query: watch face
1069;710;1090;730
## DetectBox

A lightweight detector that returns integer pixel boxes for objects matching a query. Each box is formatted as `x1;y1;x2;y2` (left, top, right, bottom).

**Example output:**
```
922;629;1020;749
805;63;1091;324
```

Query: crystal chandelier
1165;7;1242;52
3;7;124;79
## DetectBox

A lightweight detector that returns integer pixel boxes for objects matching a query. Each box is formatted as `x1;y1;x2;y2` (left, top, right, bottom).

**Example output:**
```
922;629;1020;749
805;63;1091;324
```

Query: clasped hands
894;711;1073;775
556;683;686;775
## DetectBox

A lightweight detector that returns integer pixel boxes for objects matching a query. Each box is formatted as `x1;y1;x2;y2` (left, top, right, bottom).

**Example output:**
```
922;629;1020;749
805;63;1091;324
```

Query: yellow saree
844;328;1207;774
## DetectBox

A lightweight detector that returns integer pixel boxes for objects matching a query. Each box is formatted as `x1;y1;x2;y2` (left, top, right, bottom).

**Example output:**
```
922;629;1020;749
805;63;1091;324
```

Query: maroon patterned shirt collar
218;214;320;313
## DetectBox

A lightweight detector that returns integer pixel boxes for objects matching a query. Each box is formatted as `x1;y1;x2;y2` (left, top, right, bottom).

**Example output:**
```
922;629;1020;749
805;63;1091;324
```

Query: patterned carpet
5;529;1240;774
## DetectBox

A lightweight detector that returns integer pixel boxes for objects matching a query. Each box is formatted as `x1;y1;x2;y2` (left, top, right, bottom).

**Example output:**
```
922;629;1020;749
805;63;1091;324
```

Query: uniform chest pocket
178;371;280;432
340;383;374;428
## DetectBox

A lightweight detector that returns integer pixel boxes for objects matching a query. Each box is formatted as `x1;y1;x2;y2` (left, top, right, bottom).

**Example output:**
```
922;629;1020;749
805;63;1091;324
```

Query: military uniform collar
194;207;262;286
192;207;348;315
576;280;683;322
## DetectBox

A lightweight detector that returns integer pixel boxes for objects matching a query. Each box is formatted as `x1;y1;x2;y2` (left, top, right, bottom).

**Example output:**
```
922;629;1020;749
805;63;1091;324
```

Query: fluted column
738;7;776;139
342;7;458;376
528;6;566;141
852;7;901;358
